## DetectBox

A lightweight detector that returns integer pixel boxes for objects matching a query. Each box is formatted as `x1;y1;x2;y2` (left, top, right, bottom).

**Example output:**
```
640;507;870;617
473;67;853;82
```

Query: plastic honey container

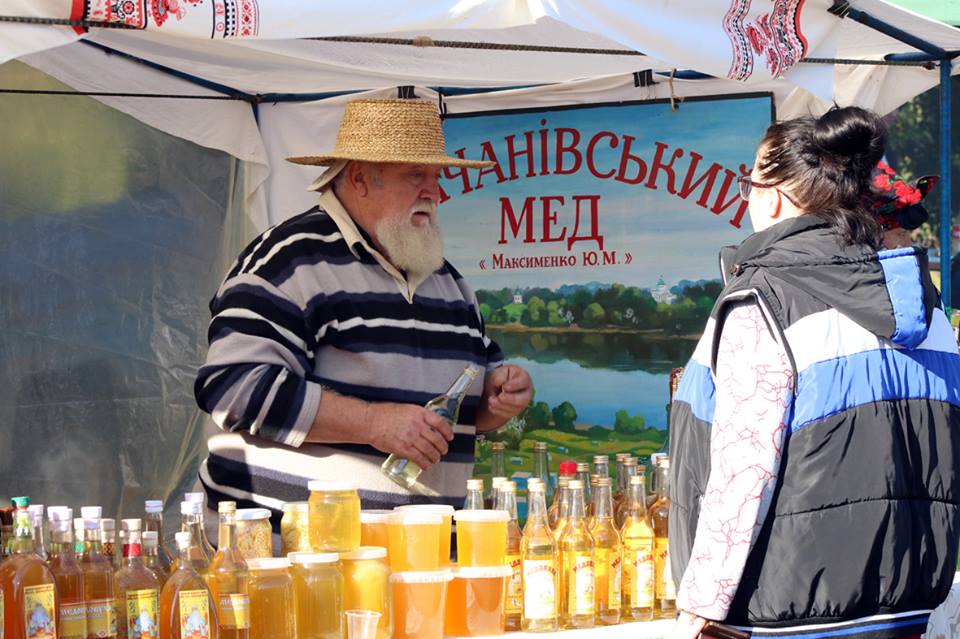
308;480;361;553
386;510;441;572
393;504;454;566
359;510;391;551
445;565;513;636
454;510;509;567
340;546;392;639
288;552;342;639
390;570;453;639
247;557;296;639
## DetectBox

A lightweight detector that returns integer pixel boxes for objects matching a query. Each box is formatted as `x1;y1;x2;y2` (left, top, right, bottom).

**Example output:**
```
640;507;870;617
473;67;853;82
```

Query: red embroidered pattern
723;0;809;81
212;0;260;37
676;302;793;620
76;0;147;28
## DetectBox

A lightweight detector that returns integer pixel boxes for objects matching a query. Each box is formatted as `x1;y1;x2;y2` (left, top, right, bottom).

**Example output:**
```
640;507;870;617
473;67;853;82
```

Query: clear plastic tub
453;510;509;567
359;510;391;552
340;546;392;639
444;565;512;636
393;504;454;566
386;510;441;572
390;570;453;639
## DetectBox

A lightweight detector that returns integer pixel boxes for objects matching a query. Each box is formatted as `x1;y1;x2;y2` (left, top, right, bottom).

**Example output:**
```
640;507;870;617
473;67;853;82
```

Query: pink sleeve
675;301;794;620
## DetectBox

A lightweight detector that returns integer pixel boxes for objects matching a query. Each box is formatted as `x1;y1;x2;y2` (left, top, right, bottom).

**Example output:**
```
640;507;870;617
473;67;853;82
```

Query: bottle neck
491;452;506;477
145;512;163;535
595;463;609;478
177;543;194;568
568;487;586;520
533;450;548;476
558;485;571;518
656;466;669;500
446;365;480;400
183;512;205;539
218;512;237;550
628;481;647;518
527;488;548;521
593;483;614;519
500;491;519;521
50;528;74;555
465;489;484;509
11;508;34;553
124;533;143;561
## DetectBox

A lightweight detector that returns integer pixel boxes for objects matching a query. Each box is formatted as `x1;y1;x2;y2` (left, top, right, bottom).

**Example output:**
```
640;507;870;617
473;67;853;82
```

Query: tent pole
940;60;953;311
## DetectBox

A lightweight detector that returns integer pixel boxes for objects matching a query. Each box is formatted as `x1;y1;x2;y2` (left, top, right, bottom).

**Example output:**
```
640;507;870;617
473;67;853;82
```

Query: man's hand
669;610;708;639
477;364;534;431
367;402;455;470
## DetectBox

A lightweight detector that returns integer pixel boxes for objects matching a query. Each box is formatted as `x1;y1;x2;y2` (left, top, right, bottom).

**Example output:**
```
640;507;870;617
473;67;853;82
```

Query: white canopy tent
0;0;958;523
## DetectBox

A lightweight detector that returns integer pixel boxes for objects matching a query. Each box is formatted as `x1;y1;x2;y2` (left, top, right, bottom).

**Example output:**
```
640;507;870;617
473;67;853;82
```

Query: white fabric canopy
2;0;958;228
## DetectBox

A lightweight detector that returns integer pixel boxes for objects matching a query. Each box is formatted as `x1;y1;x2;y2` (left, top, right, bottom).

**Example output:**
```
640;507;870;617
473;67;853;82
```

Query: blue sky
440;97;772;291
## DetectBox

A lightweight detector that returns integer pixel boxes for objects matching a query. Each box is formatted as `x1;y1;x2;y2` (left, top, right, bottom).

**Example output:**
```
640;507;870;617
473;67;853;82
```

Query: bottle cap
11;496;29;508
48;506;72;522
180;501;203;516
527;480;545;492
466;479;484;491
184;492;205;504
491;442;505;451
27;505;44;517
491;477;507;491
142;531;159;545
630;475;644;485
218;501;237;513
340;546;387;560
282;502;309;513
100;518;116;532
597;477;612;487
307;480;356;492
144;500;164;513
557;476;571;487
80;506;102;520
288;552;339;565
615;453;630;462
623;457;637;467
576;462;590;472
534;441;548;451
235;508;271;521
121;519;141;532
558;461;577;475
568;480;584;490
500;481;516;493
175;531;192;547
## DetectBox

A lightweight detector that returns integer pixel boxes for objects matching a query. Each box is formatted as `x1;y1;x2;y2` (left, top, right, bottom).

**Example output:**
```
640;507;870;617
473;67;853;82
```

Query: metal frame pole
940;60;953;310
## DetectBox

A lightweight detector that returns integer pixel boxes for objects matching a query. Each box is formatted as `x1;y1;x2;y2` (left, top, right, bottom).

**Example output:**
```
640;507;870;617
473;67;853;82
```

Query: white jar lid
247;557;291;571
360;510;392;524
452;565;513;579
386;510;441;525
235;508;271;521
307;480;356;492
80;506;102;520
184;492;205;503
453;509;510;523
282;501;309;513
180;501;203;515
394;504;455;516
288;552;339;565
340;546;387;560
389;569;453;584
144;500;163;513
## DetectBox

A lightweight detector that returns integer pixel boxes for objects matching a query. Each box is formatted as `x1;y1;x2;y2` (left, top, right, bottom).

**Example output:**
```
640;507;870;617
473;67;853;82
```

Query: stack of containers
307;480;392;639
447;509;512;636
385;509;451;639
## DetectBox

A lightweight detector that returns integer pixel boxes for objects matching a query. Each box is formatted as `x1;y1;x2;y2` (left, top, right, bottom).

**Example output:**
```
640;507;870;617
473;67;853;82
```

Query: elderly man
194;99;533;517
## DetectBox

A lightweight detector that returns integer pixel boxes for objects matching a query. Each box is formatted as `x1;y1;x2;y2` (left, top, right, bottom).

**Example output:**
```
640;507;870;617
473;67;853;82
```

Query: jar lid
307;480;356;492
235;508;271;521
340;546;387;560
394;504;455;516
180;501;202;515
452;565;513;579
389;569;453;584
144;500;163;513
386;511;441;525
360;510;392;524
453;509;509;523
247;557;291;571
288;552;339;565
282;501;309;513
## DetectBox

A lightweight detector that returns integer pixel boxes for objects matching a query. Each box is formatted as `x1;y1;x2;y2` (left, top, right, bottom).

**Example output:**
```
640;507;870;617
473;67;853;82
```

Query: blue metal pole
940;60;953;310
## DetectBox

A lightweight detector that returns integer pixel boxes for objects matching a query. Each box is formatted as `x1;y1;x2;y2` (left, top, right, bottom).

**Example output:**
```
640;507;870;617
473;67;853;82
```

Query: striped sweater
194;189;503;524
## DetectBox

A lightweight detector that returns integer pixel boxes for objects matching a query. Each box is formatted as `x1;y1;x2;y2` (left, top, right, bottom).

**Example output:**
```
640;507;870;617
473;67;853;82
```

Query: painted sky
439;96;772;291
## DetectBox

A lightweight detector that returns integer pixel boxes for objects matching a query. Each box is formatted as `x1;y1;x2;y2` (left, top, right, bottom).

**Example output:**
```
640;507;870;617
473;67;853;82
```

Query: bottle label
568;554;595;616
86;597;117;637
505;554;523;615
23;584;57;639
178;590;211;639
217;594;250;630
522;559;557;620
59;602;88;639
655;537;676;600
125;589;159;639
609;554;622;605
626;544;655;608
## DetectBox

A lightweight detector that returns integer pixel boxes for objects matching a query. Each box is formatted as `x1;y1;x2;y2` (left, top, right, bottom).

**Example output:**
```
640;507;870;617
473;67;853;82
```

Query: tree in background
552;401;578;432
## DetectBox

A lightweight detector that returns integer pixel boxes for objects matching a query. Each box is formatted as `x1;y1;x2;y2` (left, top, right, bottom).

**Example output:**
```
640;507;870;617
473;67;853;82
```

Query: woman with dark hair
668;106;960;639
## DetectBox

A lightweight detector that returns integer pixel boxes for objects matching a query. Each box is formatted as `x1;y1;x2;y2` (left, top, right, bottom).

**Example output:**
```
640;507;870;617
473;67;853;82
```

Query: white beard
375;201;444;279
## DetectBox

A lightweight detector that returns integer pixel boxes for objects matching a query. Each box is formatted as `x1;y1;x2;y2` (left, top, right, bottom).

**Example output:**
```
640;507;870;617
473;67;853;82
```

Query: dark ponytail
757;106;886;246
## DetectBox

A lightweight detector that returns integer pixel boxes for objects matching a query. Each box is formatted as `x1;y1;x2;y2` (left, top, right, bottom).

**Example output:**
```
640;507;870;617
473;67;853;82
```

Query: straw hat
286;99;494;170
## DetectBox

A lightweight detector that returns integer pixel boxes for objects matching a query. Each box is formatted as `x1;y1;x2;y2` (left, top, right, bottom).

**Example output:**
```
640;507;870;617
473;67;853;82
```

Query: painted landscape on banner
439;95;773;487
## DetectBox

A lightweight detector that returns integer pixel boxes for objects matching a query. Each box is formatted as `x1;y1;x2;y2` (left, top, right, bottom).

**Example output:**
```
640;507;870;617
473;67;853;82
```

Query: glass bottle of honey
558;480;594;630
160;531;219;639
496;481;523;631
614;458;639;529
181;496;216;564
207;502;250;639
100;519;118;570
520;480;558;632
143;501;174;575
589;477;621;626
48;507;87;639
547;476;570;534
142;530;169;587
0;496;59;638
650;457;676;618
172;502;211;577
620;475;654;621
116;519;161;639
463;479;484;510
79;506;117;639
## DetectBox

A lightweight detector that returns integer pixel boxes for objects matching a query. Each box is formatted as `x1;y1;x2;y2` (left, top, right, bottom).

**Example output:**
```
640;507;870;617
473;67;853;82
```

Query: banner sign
439;94;773;488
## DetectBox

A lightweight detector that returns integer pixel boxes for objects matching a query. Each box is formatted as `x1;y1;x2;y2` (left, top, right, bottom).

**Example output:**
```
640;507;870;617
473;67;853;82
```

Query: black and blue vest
669;215;960;639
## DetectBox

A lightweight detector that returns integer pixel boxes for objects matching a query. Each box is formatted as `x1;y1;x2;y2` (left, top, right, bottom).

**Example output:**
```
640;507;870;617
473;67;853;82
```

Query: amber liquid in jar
308;481;361;553
248;559;296;639
289;554;342;639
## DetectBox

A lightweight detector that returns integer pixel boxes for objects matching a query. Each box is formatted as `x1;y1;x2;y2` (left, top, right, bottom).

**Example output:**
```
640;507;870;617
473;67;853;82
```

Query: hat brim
286;152;493;169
